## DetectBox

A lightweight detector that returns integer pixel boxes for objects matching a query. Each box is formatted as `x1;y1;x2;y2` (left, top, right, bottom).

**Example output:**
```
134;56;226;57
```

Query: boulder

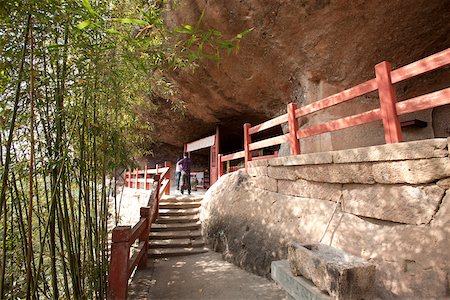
372;157;450;184
288;242;376;299
278;179;341;202
342;184;445;224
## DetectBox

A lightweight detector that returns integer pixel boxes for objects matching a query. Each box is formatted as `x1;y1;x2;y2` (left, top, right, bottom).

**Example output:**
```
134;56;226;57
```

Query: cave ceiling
148;0;450;148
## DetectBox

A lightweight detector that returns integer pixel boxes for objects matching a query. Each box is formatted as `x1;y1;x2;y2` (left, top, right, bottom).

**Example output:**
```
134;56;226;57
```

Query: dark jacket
178;157;192;174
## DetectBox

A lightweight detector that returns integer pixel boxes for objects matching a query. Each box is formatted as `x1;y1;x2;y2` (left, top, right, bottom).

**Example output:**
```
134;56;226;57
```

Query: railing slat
396;87;450;115
249;134;289;151
298;108;382;139
391;48;450;84
295;79;378;118
221;151;245;162
249;114;289;134
127;241;146;278
128;219;146;246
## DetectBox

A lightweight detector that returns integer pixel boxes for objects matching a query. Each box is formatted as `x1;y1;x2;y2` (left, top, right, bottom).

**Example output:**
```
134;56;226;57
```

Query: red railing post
153;174;161;220
134;168;139;189
138;207;150;269
144;165;148;190
128;169;132;188
218;154;223;177
164;161;171;195
375;61;402;143
155;164;160;175
108;226;131;300
287;103;301;155
243;123;252;172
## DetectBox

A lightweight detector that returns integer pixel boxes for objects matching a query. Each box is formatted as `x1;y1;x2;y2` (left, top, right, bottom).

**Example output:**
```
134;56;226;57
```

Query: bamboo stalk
26;15;35;299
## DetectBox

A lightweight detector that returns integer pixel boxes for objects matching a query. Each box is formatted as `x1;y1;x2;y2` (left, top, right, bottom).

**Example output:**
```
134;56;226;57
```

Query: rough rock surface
201;171;338;276
201;150;450;299
288;243;376;299
342;184;445;225
278;179;341;202
150;0;450;156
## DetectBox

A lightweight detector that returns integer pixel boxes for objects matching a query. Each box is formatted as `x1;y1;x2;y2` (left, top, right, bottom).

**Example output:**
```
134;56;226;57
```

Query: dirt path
128;251;286;300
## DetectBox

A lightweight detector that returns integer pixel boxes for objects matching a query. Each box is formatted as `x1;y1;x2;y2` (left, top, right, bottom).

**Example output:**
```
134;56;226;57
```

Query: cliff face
150;0;450;156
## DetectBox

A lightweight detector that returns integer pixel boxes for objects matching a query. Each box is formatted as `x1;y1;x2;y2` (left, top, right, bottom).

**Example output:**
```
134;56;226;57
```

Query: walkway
128;188;286;299
128;251;286;299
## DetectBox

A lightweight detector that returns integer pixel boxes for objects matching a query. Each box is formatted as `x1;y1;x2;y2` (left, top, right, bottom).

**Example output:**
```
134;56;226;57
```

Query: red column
218;154;223;177
134;168;139;189
144;165;148;190
375;61;402;143
287;103;301;155
153;174;161;220
243;123;252;172
138;207;150;269
164;161;171;195
108;226;131;300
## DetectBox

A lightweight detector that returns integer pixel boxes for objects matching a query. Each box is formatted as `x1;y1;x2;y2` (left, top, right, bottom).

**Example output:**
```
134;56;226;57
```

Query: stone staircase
149;196;208;258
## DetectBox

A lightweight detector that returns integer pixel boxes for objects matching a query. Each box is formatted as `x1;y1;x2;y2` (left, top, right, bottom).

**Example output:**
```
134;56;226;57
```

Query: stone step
156;215;199;224
271;260;330;300
151;222;201;232
160;197;203;203
149;247;208;258
150;230;202;240
149;238;204;249
159;202;201;209
158;208;200;217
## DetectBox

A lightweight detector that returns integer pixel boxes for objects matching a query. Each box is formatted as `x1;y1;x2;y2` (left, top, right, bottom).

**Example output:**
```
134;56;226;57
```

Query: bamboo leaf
174;24;194;34
112;18;148;26
76;19;91;30
105;28;120;34
82;0;97;17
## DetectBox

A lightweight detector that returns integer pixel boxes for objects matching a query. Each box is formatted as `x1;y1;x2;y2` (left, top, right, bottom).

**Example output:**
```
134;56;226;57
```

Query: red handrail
218;48;450;176
108;165;171;299
125;161;171;193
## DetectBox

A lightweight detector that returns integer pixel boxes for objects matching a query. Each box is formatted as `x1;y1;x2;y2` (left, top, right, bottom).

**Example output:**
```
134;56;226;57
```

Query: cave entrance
184;127;219;189
184;115;283;188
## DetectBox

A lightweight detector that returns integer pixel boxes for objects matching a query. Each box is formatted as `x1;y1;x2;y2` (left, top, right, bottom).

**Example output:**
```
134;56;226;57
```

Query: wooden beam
297;108;381;139
221;151;245;162
287;103;300;155
295;79;378;118
249;114;289;134
391;48;450;84
375;61;402;143
249;134;289;151
396;87;450;115
244;123;252;172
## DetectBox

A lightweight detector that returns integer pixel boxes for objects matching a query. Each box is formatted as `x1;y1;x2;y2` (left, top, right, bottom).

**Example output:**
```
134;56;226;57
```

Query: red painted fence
108;163;171;299
219;48;450;175
125;162;171;195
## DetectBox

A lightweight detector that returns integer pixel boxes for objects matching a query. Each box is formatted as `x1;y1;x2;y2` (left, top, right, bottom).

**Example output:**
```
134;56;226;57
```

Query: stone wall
200;138;450;299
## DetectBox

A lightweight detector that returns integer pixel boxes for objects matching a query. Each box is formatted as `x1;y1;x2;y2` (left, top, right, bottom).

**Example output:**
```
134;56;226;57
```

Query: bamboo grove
0;0;249;298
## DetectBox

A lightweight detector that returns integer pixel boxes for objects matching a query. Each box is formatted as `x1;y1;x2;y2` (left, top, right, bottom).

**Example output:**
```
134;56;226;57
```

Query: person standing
175;156;182;190
178;152;192;195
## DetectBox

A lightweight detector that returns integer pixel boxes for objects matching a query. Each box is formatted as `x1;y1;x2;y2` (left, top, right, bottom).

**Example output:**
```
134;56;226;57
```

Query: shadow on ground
128;251;286;299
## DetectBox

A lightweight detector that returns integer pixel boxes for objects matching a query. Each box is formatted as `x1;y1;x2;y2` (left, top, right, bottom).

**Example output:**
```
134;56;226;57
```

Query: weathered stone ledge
251;178;446;225
248;138;448;169
342;184;445;225
265;157;450;185
203;159;450;299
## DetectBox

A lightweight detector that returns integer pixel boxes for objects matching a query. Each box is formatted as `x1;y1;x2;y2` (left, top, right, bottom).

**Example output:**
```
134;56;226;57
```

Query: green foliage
0;0;250;298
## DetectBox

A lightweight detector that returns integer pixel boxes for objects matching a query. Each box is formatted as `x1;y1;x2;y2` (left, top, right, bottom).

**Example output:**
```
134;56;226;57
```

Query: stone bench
288;242;376;299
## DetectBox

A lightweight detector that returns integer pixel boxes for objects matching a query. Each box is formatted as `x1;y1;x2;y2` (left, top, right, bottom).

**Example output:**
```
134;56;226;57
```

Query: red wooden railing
125;162;171;195
219;48;450;176
108;165;171;299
